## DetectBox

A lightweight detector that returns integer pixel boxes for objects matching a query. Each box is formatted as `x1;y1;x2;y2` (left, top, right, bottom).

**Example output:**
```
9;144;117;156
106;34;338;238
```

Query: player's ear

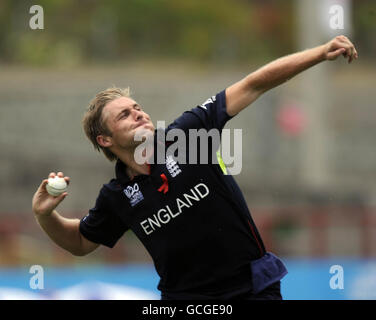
97;135;113;148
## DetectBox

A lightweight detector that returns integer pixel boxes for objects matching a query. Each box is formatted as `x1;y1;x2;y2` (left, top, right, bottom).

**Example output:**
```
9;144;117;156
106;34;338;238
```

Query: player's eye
120;110;130;118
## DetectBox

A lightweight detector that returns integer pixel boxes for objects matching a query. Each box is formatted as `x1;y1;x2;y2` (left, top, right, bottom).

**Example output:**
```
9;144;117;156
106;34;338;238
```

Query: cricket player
32;36;357;299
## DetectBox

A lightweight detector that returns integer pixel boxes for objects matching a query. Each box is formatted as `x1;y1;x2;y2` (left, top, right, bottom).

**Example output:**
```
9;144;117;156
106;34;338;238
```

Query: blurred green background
0;0;296;66
0;0;376;299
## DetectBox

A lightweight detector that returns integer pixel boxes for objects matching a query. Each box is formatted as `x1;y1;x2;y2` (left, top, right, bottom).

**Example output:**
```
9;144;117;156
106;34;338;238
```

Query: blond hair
82;87;131;162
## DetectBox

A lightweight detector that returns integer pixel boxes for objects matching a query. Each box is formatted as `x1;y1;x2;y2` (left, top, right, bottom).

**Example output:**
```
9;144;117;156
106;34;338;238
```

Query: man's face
100;96;155;152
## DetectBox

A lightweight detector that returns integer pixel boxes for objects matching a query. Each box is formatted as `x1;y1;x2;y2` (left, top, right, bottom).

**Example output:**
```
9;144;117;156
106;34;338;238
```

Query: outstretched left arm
225;35;358;117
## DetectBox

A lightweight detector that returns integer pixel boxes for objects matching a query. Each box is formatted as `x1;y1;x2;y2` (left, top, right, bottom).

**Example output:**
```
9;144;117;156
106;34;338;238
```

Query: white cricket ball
46;176;68;197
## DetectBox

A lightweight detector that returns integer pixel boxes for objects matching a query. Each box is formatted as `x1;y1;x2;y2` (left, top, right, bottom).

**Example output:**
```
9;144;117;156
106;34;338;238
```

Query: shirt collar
114;128;165;184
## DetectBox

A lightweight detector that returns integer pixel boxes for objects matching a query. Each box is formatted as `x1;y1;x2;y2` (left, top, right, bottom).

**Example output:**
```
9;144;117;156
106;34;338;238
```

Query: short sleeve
167;90;233;132
79;188;128;248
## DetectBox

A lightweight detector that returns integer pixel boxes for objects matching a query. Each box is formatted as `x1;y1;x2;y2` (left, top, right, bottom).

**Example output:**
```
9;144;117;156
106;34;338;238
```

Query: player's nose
136;113;144;122
133;109;144;121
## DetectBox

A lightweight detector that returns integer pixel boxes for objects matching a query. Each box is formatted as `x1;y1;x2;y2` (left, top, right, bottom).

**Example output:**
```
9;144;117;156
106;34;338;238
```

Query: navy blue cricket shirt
79;90;268;299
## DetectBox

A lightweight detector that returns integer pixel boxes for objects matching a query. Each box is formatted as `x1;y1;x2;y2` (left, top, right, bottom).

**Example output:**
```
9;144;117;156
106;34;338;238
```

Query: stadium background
0;0;375;299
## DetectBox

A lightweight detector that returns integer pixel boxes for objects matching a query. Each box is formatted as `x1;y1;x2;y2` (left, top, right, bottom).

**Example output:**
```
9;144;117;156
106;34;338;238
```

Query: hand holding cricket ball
46;176;68;196
32;172;70;217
